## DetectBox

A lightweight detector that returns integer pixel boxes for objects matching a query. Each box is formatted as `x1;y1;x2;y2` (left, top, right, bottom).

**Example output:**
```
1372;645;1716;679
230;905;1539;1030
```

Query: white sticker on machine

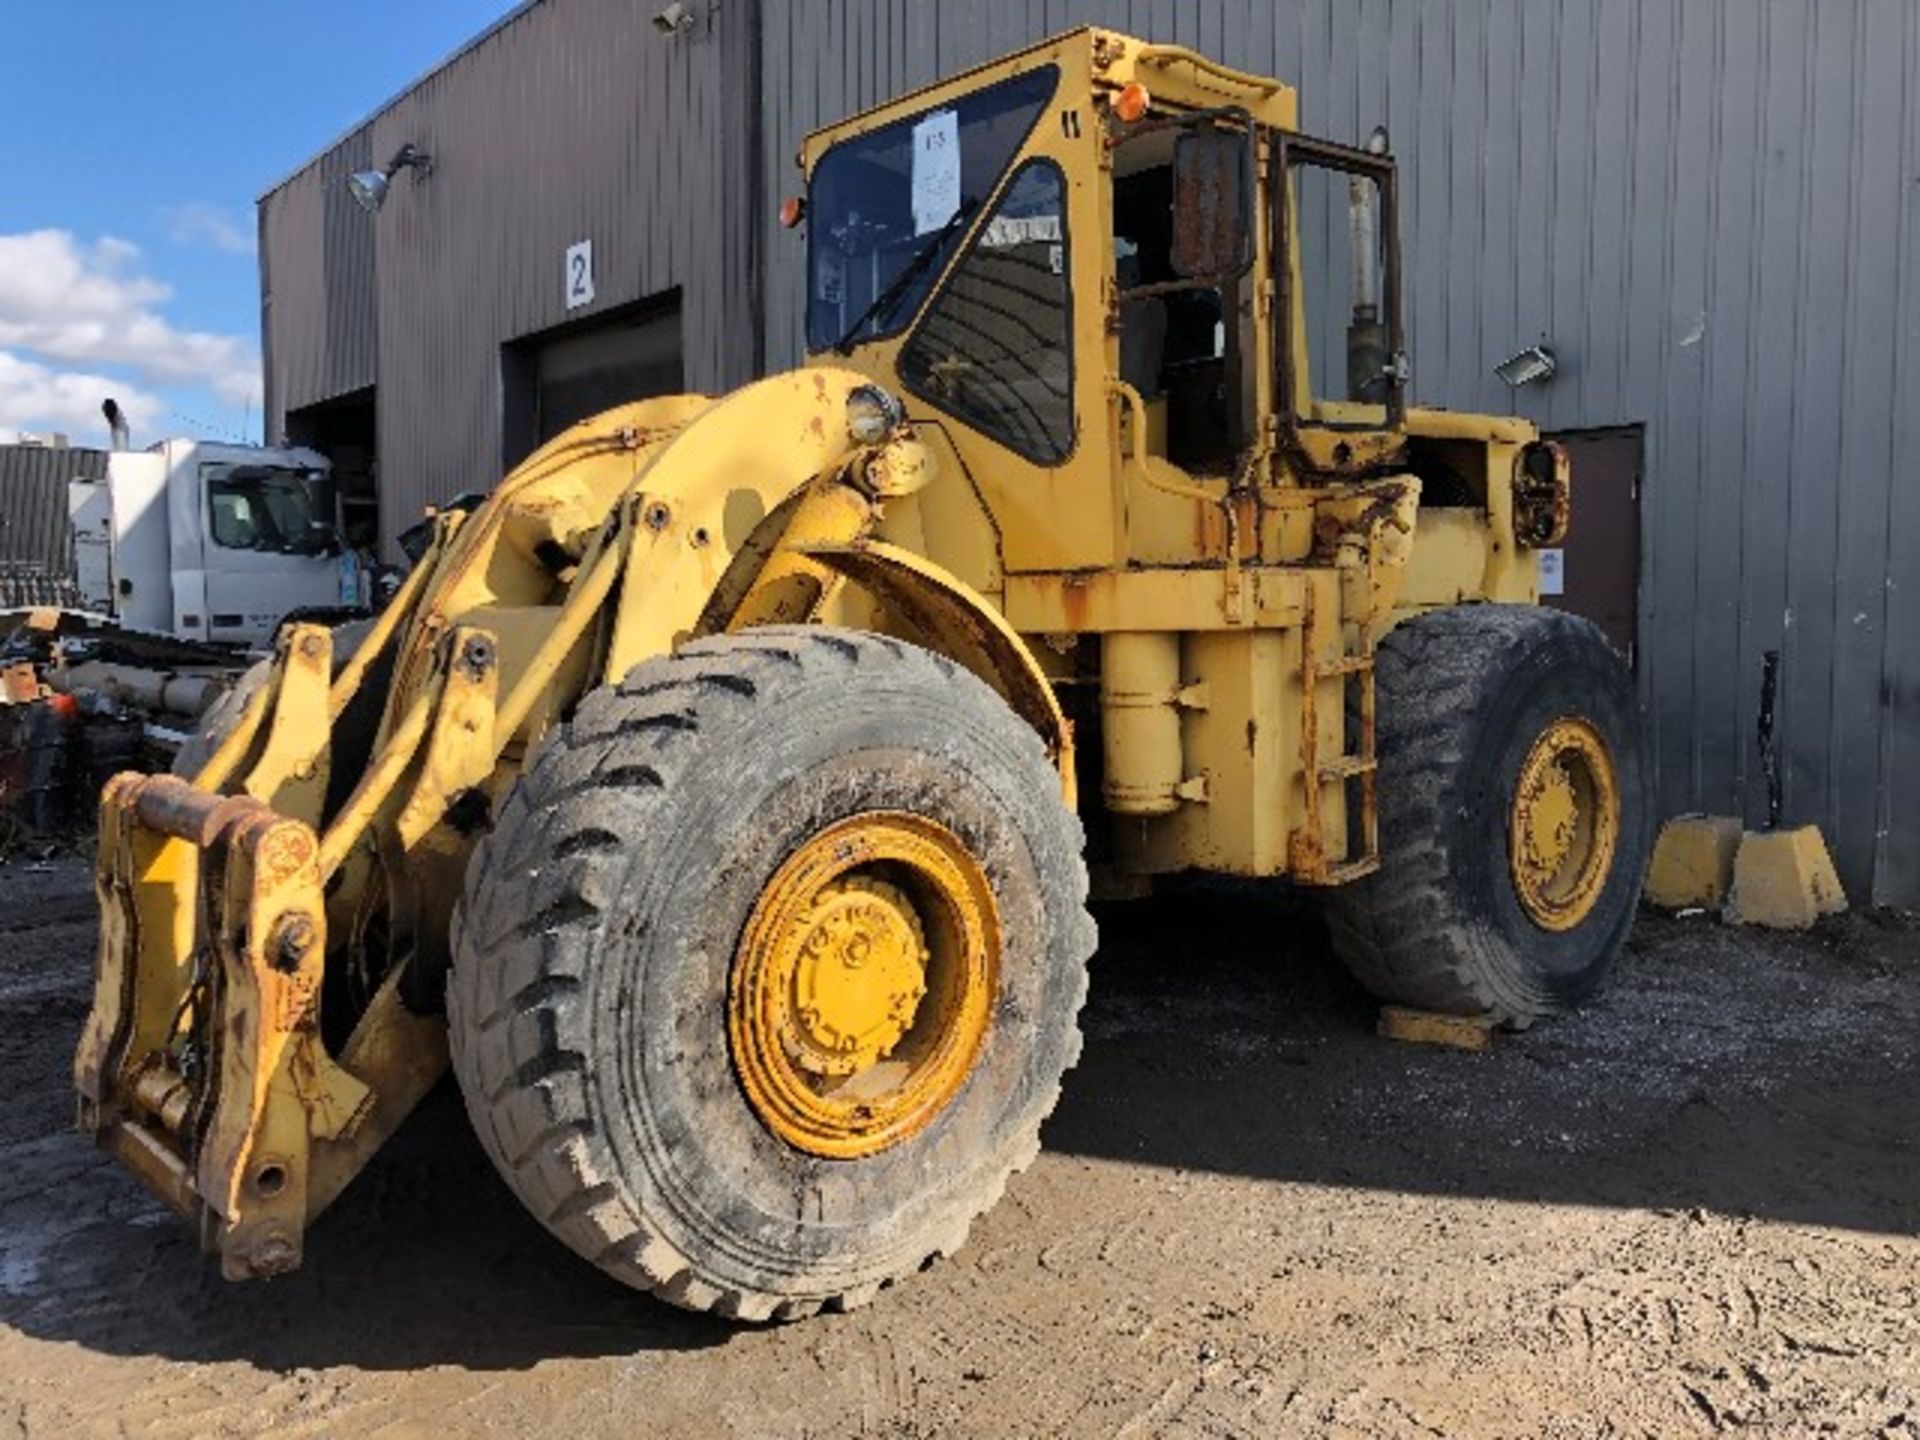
980;214;1061;247
1538;547;1566;596
912;109;961;235
817;250;845;305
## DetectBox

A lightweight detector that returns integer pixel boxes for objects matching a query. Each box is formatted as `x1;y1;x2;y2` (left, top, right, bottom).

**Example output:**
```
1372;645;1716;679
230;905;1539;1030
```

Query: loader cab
796;29;1411;574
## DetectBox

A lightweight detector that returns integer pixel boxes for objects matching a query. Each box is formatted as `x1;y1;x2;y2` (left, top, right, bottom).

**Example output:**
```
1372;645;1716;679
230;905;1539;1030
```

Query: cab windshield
805;66;1058;352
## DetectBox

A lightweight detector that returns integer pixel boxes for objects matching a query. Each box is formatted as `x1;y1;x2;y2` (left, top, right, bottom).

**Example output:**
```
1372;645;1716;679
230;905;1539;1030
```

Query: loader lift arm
75;372;1069;1279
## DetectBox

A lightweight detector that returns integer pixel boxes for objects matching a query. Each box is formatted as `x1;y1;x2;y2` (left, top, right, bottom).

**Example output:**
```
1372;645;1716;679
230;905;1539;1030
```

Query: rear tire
1325;605;1651;1021
447;626;1093;1320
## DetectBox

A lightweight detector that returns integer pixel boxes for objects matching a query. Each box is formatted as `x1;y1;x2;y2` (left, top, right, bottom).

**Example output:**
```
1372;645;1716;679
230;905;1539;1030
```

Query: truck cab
68;439;350;649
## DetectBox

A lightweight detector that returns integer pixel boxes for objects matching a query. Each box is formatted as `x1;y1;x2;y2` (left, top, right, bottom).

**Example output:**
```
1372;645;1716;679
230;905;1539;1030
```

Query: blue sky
0;1;516;447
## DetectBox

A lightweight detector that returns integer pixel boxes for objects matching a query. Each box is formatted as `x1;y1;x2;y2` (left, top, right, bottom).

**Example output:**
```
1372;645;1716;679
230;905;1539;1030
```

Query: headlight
845;384;906;445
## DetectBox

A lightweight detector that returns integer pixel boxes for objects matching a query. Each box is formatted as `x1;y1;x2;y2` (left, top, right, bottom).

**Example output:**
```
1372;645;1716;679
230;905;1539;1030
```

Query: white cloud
161;202;256;256
0;350;162;443
0;229;261;411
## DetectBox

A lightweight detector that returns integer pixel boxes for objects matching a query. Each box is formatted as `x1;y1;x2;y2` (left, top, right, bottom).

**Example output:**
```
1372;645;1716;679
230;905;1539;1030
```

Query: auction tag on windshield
817;250;845;304
912;110;961;235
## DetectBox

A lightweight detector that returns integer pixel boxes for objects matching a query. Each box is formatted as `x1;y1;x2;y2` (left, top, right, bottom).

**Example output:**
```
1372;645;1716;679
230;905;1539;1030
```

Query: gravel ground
0;853;1915;1437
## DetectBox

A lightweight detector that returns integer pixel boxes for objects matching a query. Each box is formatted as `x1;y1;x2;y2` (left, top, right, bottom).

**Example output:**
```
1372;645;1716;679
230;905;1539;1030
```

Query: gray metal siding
0;446;101;609
261;127;378;424
755;0;1919;905
365;0;746;545
258;0;1918;904
263;0;756;555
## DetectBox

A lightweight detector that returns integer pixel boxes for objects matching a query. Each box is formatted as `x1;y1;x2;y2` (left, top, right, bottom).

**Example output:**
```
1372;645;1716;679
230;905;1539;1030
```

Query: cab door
189;444;344;647
1274;135;1408;481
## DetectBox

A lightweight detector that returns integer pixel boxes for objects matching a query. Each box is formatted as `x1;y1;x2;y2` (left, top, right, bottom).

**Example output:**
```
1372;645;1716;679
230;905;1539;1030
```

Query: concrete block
1378;1006;1497;1052
1724;826;1848;931
1645;814;1744;909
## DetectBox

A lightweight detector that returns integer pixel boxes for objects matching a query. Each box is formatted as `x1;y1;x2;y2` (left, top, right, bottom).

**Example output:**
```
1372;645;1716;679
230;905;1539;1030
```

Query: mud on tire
1325;605;1651;1022
446;626;1094;1321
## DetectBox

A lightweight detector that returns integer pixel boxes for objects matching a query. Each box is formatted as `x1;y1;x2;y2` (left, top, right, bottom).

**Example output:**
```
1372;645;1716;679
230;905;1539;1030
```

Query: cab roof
799;27;1299;171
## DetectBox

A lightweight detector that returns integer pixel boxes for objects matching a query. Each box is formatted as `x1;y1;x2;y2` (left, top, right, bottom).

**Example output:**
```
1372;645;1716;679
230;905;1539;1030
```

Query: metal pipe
101;398;132;451
1346;153;1386;401
1348;175;1379;316
1101;632;1185;816
1135;45;1283;94
54;661;225;718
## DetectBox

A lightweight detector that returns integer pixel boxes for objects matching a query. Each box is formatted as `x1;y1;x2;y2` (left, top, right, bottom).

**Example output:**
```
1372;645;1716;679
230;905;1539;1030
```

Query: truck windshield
204;463;335;556
805;66;1058;353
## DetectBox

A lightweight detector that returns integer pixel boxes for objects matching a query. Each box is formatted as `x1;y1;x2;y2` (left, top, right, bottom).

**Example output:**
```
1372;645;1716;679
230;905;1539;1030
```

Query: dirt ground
1;853;1915;1439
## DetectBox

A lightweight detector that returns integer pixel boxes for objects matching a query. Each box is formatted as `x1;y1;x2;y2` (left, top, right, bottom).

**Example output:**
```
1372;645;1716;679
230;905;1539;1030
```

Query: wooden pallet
1377;1006;1500;1052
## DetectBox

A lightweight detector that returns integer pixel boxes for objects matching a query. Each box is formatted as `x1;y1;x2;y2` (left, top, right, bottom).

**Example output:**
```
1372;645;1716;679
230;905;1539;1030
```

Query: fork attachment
74;772;438;1278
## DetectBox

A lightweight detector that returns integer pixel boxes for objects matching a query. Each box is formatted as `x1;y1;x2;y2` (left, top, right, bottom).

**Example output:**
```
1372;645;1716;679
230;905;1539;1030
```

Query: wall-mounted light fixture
1495;344;1557;388
652;2;695;35
347;143;433;214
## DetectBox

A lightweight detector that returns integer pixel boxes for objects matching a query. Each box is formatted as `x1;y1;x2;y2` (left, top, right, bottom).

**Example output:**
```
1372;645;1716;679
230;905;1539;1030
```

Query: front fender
803;539;1076;807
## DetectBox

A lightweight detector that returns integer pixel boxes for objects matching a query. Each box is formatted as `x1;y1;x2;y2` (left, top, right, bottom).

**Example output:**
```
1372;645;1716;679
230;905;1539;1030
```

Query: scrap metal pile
0;610;239;843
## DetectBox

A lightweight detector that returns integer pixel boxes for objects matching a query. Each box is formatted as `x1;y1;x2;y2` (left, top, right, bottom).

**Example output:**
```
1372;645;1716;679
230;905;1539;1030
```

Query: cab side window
209;488;260;550
204;464;329;555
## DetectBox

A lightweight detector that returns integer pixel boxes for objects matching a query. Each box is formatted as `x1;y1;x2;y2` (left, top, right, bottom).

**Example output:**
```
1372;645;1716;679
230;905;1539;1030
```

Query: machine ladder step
1321;856;1381;885
1316;654;1375;678
1292;585;1382;887
1319;755;1377;783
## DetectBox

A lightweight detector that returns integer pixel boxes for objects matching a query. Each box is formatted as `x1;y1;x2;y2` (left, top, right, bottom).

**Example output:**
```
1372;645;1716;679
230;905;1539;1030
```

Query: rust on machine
67;25;1647;1324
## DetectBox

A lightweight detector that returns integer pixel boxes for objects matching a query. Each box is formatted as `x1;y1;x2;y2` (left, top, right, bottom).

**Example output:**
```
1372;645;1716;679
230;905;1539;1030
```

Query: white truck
66;426;358;648
1;404;371;838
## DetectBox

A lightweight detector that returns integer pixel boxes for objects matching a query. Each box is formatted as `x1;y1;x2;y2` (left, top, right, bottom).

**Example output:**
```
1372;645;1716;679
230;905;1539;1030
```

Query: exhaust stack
101;398;132;452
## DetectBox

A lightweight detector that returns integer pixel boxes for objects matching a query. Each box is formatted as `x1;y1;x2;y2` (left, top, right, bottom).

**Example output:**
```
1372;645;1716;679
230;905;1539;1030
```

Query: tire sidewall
583;669;1081;1298
1446;618;1650;1010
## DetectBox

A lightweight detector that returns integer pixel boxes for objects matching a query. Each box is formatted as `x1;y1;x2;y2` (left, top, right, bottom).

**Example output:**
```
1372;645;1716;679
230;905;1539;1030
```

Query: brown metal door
1543;426;1641;661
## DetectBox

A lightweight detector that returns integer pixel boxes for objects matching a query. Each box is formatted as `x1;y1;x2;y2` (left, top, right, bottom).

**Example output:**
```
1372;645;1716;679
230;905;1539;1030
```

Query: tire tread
447;626;1092;1320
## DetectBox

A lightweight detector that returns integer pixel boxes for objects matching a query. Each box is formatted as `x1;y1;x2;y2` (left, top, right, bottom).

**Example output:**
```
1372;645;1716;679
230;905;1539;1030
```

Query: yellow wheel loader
75;29;1650;1319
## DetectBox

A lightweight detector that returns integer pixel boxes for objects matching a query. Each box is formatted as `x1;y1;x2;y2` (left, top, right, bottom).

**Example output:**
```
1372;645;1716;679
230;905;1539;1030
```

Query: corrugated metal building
260;0;762;551
260;0;1919;905
0;445;101;609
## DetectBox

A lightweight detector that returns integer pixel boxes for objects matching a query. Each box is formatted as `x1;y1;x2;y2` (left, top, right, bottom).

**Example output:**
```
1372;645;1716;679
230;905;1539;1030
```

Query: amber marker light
1112;81;1151;123
779;195;806;228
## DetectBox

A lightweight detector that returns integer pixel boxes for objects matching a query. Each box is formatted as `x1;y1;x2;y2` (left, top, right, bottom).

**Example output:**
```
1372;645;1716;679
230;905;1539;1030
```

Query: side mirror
1170;127;1250;279
303;470;339;523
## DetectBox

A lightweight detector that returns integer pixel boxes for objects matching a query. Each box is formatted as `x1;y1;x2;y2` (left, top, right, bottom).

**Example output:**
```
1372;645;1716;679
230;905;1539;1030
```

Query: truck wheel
170;619;374;780
1325;605;1651;1022
447;626;1093;1320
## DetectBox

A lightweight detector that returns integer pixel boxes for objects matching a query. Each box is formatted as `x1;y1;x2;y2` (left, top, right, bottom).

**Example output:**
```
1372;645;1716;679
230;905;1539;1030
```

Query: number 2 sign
565;239;596;310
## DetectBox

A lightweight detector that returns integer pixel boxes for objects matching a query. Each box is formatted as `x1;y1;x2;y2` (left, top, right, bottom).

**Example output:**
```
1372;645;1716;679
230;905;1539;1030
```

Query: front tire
447;627;1094;1320
1326;605;1651;1021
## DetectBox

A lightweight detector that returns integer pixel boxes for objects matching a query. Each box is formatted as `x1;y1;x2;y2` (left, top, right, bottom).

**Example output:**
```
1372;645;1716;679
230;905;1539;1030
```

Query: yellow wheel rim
1509;717;1620;932
729;813;999;1159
